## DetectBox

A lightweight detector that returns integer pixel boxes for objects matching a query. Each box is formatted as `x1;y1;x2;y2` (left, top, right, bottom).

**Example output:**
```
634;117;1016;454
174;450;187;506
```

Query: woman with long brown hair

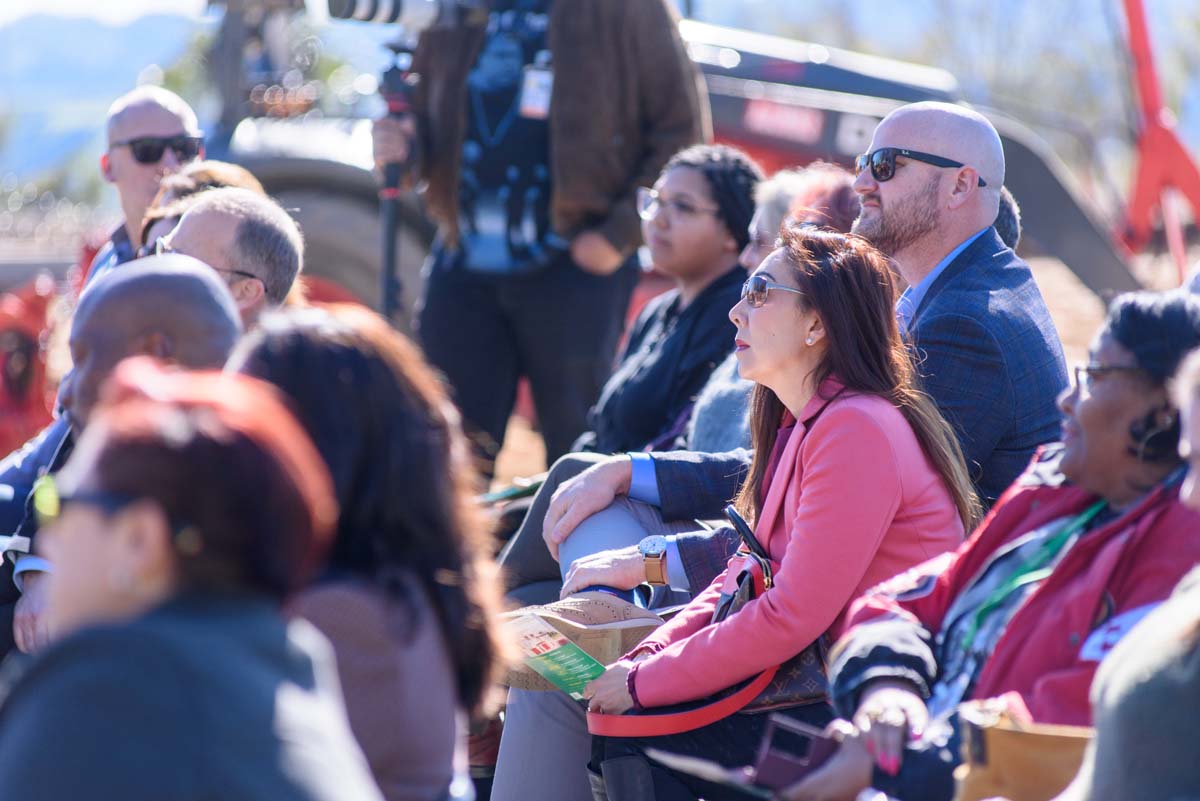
228;305;509;801
581;225;978;801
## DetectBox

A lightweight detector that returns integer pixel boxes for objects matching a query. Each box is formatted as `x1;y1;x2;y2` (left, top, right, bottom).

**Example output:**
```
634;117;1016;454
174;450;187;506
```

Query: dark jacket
576;266;744;454
0;419;74;656
908;228;1067;504
0;594;385;801
411;0;710;254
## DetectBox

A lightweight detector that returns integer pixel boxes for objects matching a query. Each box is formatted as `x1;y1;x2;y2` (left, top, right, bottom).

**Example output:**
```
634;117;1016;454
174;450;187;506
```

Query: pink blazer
630;377;965;708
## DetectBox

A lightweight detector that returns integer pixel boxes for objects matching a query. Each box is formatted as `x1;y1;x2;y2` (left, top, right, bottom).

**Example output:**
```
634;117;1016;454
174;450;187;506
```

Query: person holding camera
373;0;709;471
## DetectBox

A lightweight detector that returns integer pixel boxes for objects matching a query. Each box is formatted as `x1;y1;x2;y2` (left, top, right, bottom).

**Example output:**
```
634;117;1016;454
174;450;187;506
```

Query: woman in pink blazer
582;226;981;801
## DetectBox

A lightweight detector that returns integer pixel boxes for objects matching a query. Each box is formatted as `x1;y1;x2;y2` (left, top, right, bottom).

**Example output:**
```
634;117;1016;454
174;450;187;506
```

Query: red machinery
1119;0;1200;282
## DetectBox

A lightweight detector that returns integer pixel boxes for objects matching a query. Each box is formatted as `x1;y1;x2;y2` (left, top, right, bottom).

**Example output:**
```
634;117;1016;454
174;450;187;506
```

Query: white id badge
519;65;554;120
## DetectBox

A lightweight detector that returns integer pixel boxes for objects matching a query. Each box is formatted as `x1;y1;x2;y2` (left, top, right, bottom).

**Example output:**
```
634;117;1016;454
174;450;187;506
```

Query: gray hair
993;186;1022;250
754;169;811;238
186;188;304;304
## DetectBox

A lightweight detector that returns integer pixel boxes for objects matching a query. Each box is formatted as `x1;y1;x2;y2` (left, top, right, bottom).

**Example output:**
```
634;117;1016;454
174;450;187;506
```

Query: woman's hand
778;720;874;801
852;680;929;777
583;660;635;714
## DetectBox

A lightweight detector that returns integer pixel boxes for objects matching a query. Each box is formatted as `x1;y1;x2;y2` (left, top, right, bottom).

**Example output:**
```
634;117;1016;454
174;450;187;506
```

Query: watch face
639;535;668;557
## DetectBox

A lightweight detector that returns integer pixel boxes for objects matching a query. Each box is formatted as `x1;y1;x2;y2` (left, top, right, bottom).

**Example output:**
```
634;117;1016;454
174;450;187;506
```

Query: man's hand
583;660;636;714
779;720;874;801
372;115;416;173
14;570;51;654
543;456;633;561
571;230;624;276
561;545;645;598
852;680;929;777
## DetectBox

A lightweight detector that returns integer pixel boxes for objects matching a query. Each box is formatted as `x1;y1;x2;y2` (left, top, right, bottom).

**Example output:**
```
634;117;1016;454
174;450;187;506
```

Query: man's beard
851;175;941;257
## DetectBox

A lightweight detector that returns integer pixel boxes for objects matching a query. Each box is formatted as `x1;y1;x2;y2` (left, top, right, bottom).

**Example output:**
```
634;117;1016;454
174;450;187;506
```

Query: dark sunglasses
854;147;987;187
32;475;136;529
740;274;804;308
111;135;203;165
32;474;205;556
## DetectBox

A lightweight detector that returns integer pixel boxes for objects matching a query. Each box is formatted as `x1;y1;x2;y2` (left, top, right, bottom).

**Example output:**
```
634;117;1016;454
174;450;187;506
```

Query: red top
630;377;965;708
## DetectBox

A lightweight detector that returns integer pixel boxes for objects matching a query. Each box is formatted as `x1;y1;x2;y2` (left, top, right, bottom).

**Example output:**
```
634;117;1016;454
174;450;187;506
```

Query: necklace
470;85;520;148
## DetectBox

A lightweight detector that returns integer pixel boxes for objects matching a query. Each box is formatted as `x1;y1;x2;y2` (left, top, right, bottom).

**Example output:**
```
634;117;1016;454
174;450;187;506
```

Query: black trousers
417;252;638;475
593;702;833;801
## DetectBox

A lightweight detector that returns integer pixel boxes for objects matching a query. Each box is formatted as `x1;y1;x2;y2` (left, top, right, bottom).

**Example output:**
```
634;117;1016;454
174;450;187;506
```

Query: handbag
587;505;828;737
953;697;1092;801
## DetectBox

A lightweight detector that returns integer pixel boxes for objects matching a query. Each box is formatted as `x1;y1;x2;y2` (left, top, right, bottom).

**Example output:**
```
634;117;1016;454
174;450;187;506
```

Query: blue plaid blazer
907;228;1067;504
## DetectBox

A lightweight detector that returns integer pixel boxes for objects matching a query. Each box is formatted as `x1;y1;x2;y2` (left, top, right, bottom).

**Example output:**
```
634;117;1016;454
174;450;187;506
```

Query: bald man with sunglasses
849;102;1066;503
89;86;204;285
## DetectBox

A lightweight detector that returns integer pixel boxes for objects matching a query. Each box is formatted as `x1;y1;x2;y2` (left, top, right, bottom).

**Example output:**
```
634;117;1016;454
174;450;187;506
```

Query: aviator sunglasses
110;135;204;165
740;274;804;308
855;147;987;187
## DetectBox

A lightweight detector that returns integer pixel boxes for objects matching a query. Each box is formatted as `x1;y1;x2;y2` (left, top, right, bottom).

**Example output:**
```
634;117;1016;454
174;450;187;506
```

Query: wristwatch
638;535;669;586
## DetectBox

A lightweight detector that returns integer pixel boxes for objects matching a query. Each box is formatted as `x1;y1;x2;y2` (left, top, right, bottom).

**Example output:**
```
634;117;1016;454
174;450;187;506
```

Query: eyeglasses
854;147;987;187
740;274;804;308
153;237;260;282
110;135;203;165
32;475;136;529
637;187;721;222
1072;363;1146;392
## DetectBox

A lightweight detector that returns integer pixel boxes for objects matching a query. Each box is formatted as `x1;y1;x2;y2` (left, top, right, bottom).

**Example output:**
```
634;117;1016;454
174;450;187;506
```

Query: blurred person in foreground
228;305;509;801
373;0;708;473
780;291;1200;801
0;256;242;655
1035;348;1200;801
89;86;203;284
0;358;384;801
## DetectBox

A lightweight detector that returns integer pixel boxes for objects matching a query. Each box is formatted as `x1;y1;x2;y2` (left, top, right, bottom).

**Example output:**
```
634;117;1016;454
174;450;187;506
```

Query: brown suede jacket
411;0;710;256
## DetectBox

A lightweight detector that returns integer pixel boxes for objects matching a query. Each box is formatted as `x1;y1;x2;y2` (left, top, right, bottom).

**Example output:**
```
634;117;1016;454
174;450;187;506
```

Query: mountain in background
0;13;203;182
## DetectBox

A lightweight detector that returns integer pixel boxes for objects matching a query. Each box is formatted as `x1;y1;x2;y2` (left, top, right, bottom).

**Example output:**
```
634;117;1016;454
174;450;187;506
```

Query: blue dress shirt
895;228;990;333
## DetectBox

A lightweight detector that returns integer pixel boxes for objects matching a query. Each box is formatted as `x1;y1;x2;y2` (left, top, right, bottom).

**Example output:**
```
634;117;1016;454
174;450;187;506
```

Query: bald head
62;254;242;430
103;87;202;245
875;102;1004;194
106;86;200;144
851;102;1005;273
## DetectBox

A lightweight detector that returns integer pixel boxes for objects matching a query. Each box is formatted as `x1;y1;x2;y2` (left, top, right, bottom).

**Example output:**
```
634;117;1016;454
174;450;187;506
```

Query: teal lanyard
961;499;1107;652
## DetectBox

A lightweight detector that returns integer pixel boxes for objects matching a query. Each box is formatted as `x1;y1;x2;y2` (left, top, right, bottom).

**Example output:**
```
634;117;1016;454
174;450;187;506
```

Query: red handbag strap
586;664;780;738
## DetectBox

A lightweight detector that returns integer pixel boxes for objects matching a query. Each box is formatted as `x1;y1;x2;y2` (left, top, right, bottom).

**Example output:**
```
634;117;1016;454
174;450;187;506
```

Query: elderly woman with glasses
781;291;1200;801
0;358;384;801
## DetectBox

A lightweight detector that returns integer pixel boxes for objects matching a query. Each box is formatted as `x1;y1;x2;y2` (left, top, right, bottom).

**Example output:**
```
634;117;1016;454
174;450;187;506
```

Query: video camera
324;0;487;31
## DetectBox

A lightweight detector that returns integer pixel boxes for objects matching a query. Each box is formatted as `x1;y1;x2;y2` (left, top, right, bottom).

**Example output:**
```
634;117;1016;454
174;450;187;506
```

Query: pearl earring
805;336;815;346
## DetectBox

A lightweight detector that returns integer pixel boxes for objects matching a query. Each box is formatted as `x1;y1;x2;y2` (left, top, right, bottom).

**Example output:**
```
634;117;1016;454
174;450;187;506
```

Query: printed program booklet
506;613;607;700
